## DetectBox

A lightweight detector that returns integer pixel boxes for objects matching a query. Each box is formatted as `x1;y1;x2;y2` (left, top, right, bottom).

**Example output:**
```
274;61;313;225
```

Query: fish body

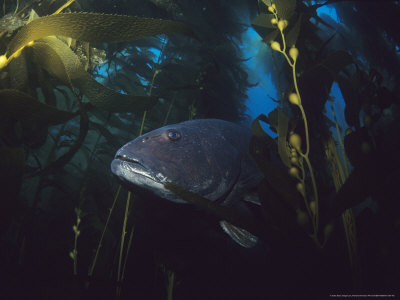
111;119;263;247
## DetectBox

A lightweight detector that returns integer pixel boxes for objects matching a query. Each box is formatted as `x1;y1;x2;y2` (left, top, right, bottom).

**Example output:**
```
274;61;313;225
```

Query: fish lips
111;152;165;183
111;152;180;201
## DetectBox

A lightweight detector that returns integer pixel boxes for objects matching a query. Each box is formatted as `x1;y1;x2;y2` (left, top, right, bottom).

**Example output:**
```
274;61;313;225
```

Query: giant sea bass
111;119;265;247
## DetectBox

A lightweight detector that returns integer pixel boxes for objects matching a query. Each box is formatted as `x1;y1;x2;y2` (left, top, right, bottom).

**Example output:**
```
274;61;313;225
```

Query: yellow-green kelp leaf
251;113;272;138
248;134;302;212
251;13;276;30
6;12;198;57
0;89;75;125
285;14;302;48
274;0;296;21
30;36;157;112
277;109;291;168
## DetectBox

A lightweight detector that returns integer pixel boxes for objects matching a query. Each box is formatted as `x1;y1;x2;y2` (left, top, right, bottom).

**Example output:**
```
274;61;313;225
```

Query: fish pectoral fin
243;193;260;205
219;220;258;248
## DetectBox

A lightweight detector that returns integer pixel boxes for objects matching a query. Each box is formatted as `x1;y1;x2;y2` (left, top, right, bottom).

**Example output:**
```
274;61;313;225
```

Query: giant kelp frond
285;14;301;48
252;0;301;46
299;50;353;112
30;36;157;112
0;88;87;177
1;12;198;69
0;89;75;125
28;100;89;178
272;0;296;21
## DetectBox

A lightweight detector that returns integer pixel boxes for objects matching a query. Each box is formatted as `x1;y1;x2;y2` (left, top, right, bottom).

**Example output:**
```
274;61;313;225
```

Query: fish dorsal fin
219;220;258;248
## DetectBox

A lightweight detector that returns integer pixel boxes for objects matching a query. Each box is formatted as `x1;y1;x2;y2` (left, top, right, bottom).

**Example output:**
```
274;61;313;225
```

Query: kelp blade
31;37;157;112
7;12;198;56
0;89;74;125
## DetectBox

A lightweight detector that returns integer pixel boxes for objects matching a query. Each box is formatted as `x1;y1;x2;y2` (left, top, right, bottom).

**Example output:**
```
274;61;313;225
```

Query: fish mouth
112;154;180;203
113;155;166;183
116;154;142;165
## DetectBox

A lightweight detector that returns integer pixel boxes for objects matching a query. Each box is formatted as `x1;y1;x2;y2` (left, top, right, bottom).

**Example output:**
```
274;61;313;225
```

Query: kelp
251;3;400;293
285;14;302;48
277;109;291;168
246;115;308;243
330;147;399;220
30;36;157;112
4;12;198;59
251;113;271;138
0;145;24;235
0;7;199;177
0;89;75;125
252;0;300;46
319;50;353;78
299;50;353;113
273;0;296;21
0;88;75;150
0;11;199;113
251;114;302;211
8;54;29;91
251;13;276;30
337;67;389;130
90;121;121;148
250;112;291;168
253;1;351;250
253;0;354;119
29;101;89;177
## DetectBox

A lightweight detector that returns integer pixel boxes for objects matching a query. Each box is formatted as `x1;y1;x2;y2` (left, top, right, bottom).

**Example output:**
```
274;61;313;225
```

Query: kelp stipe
266;1;321;247
325;96;360;287
253;0;366;290
69;207;82;275
94;39;170;297
116;191;132;298
87;185;121;287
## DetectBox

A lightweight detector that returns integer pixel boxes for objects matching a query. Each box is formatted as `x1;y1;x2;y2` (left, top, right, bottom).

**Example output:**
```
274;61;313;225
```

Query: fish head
111;120;242;203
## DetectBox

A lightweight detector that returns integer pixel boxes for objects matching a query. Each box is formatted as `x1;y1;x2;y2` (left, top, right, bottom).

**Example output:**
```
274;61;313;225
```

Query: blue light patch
324;81;349;137
241;26;278;137
316;4;339;22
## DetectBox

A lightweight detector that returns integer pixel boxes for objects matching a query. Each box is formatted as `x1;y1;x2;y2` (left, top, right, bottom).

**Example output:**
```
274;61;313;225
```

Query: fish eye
141;136;150;143
167;129;181;141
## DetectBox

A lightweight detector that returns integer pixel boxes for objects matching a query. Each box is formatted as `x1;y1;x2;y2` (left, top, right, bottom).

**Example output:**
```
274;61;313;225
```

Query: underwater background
0;0;399;299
